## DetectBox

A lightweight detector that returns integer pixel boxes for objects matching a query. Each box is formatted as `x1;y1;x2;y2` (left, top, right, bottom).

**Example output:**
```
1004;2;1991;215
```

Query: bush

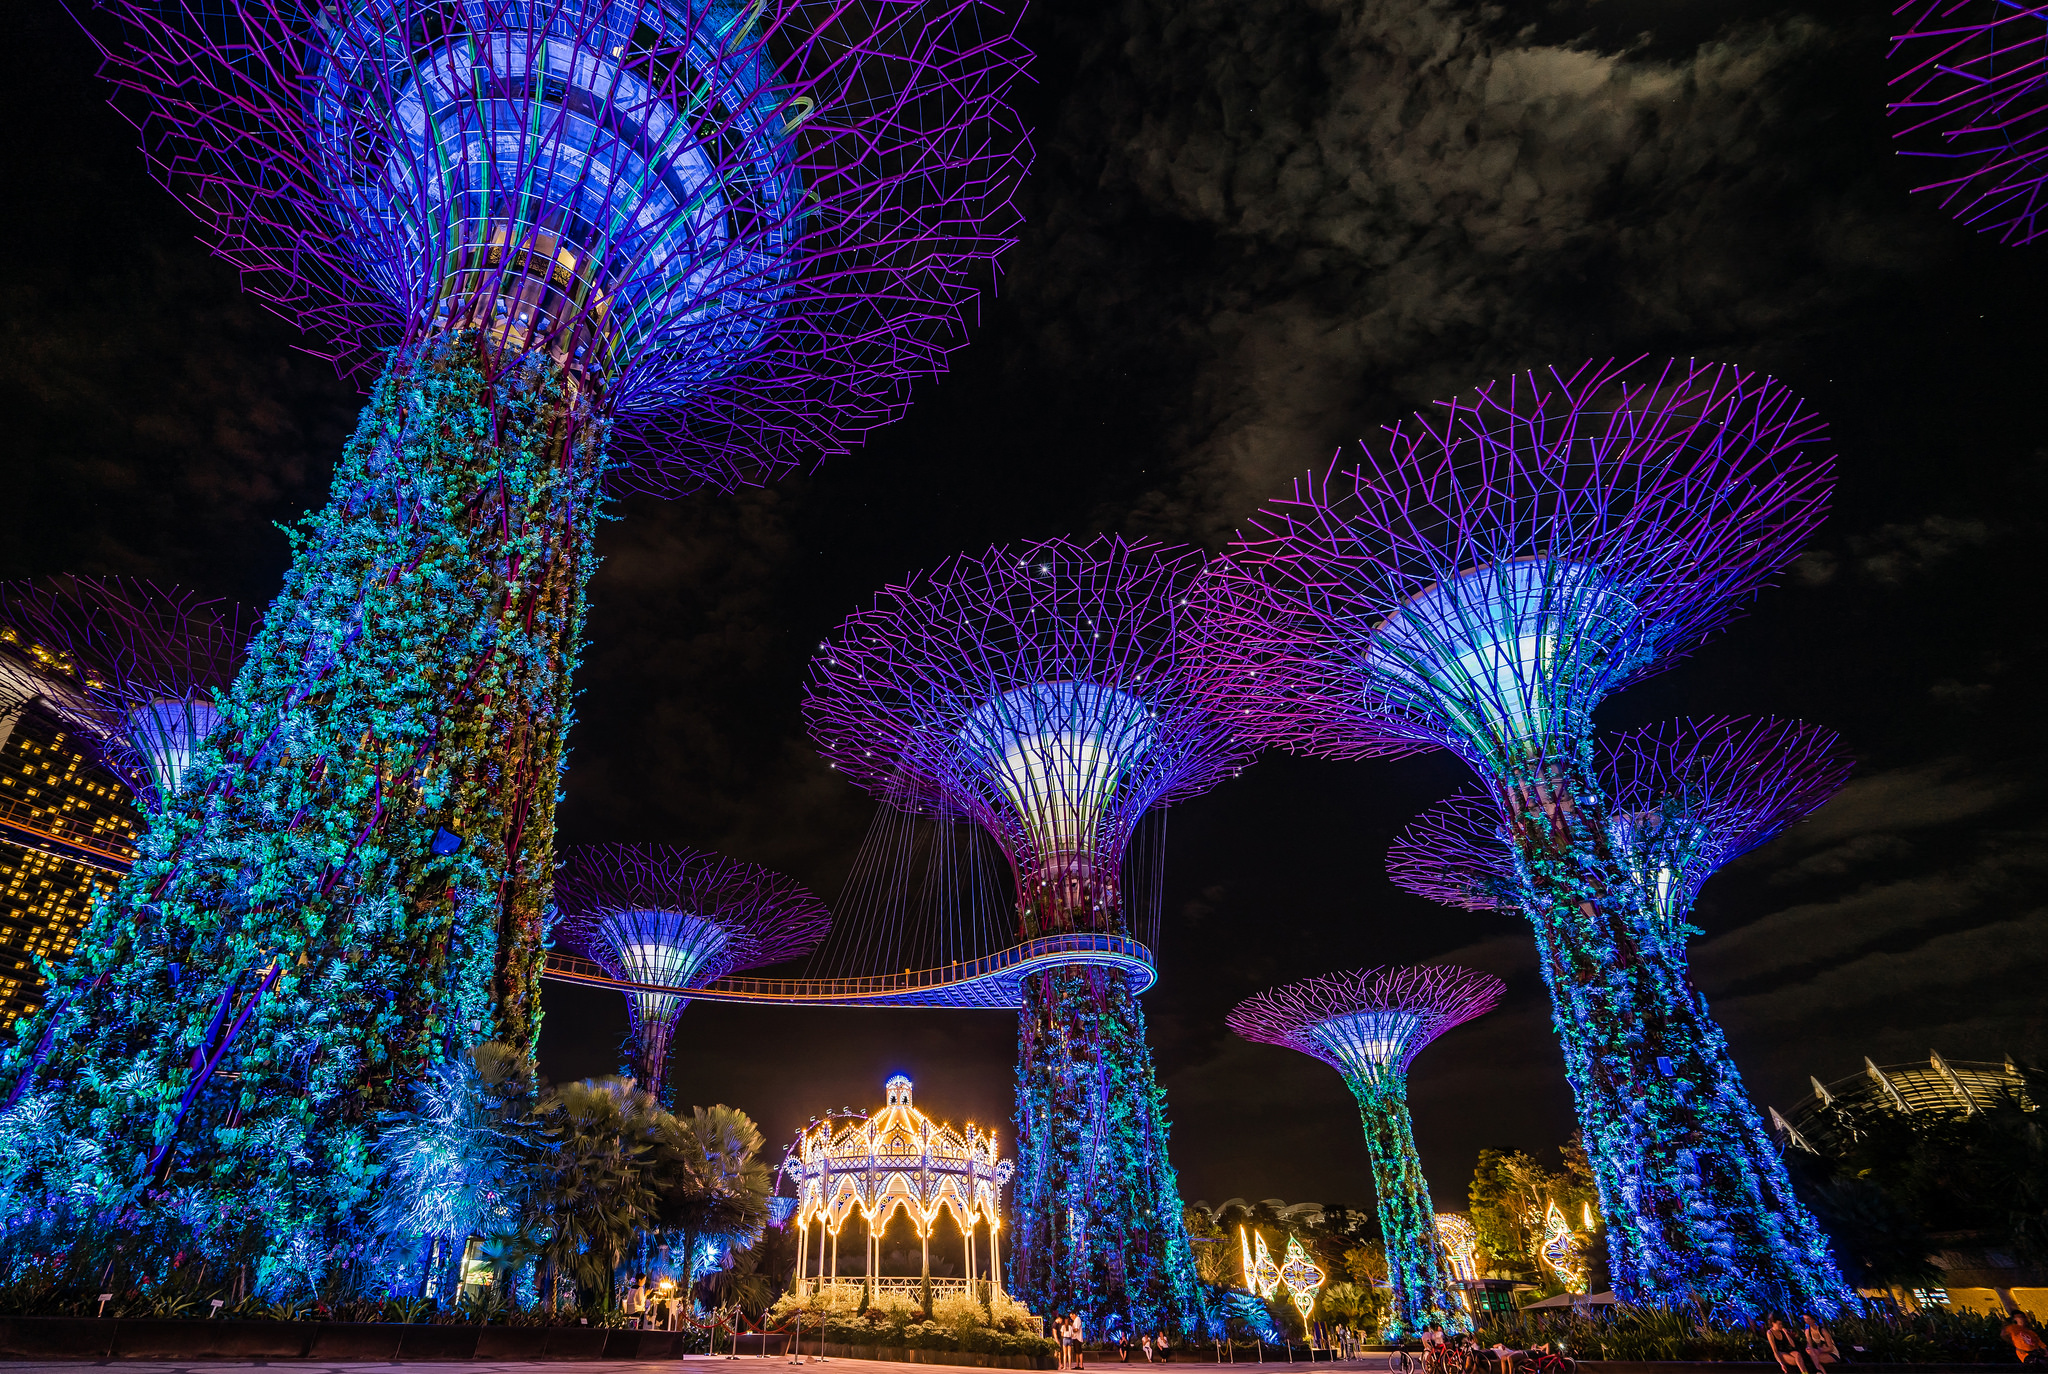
1474;1304;2021;1364
764;1288;1055;1357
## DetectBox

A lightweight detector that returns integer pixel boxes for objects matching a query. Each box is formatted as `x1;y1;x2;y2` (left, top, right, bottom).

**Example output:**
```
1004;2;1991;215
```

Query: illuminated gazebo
790;1074;1015;1307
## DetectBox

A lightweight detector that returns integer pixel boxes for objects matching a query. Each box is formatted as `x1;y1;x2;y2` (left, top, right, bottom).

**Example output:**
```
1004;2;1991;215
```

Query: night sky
6;0;2046;1220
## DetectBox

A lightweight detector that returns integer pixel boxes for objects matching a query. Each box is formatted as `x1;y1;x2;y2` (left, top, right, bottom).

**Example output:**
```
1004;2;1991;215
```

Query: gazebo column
921;1216;932;1314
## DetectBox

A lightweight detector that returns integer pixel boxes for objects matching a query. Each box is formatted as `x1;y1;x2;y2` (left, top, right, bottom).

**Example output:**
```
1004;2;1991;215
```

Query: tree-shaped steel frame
1888;0;2048;247
804;535;1247;1336
1229;966;1501;1340
0;578;256;810
1194;358;1850;1318
84;0;1032;490
554;843;829;1098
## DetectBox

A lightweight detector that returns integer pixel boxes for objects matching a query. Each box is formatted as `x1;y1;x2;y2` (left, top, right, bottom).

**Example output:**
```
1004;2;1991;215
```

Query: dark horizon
6;0;2045;1222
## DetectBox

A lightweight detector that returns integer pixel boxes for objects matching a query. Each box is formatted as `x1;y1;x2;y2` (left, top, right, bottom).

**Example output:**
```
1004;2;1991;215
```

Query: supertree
9;0;1027;1277
555;844;829;1100
1888;0;2048;245
0;578;255;810
803;536;1250;1332
1389;717;1853;955
1227;966;1501;1339
1193;358;1853;1317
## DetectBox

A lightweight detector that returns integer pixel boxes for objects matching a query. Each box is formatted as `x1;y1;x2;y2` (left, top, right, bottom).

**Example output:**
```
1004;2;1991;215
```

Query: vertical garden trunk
11;333;606;1285
1499;760;1850;1318
1342;1070;1464;1337
1012;965;1199;1336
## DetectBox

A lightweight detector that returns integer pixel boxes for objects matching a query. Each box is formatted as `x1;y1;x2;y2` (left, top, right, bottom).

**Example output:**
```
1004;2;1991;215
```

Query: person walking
2003;1311;2048;1365
1059;1315;1075;1372
1802;1315;1841;1372
1768;1317;1813;1374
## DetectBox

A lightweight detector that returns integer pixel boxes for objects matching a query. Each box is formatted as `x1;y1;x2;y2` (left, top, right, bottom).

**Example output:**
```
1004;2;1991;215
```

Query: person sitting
1802;1314;1840;1372
2004;1311;2048;1366
1768;1317;1813;1374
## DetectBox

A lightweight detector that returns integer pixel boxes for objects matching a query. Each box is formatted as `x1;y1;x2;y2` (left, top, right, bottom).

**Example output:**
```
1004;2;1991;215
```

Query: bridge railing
541;932;1153;1002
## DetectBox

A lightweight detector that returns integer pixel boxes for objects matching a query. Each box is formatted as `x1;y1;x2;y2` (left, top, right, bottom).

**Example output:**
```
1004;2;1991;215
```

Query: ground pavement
0;1358;1399;1374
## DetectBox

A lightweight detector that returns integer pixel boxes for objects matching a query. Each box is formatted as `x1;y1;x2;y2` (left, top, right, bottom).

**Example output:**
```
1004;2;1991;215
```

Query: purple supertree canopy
84;0;1031;492
1888;0;2048;245
1227;965;1505;1081
803;536;1252;925
1385;792;1517;914
1191;359;1833;782
0;577;256;808
1388;716;1852;929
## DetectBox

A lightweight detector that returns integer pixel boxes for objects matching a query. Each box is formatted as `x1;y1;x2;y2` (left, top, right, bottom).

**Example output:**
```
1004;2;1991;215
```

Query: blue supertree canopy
86;0;1032;490
1192;359;1834;780
1228;965;1505;1083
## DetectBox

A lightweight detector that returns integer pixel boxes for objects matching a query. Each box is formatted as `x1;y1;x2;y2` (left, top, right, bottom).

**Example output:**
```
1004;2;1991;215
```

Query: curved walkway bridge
541;933;1155;1010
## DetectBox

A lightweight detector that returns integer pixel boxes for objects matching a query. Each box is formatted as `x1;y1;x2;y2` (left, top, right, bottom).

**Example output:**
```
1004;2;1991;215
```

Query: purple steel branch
554;843;831;980
1227;965;1504;1078
802;535;1251;920
82;0;1031;493
1191;357;1832;776
1386;793;1517;913
1888;1;2048;245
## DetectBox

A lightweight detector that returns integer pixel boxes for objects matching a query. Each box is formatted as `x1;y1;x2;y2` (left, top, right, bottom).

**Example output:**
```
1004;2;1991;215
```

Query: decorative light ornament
1436;1213;1480;1283
1279;1234;1326;1320
1242;1226;1283;1299
1539;1201;1587;1292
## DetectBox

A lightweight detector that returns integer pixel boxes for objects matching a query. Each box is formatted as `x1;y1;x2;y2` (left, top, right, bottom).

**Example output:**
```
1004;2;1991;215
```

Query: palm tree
528;1078;658;1307
648;1104;772;1313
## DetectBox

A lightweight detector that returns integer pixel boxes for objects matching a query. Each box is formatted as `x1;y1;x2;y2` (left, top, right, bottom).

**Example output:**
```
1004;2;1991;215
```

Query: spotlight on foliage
12;0;1027;1279
1229;966;1502;1338
1888;0;2048;245
804;535;1251;1333
0;577;255;809
555;844;829;1099
1194;359;1851;1318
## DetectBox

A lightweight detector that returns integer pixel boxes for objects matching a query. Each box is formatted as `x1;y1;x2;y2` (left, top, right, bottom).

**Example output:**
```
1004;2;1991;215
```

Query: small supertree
19;0;1027;1278
1195;359;1851;1317
0;578;255;810
1888;0;2048;245
555;844;829;1100
1227;966;1502;1339
1390;717;1852;952
804;536;1250;1333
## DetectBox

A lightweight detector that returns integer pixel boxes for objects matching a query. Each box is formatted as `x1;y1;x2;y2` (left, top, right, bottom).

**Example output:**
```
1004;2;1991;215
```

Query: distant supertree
1227;966;1502;1338
0;578;255;809
1194;359;1851;1317
18;0;1027;1276
1391;717;1853;950
1888;0;2048;245
555;844;829;1099
804;536;1250;1333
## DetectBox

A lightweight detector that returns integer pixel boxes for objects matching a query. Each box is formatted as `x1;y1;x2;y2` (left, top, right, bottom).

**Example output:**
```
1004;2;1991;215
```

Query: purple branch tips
804;535;1252;921
0;577;257;807
85;0;1032;492
1190;358;1833;779
1888;1;2048;246
1227;965;1505;1080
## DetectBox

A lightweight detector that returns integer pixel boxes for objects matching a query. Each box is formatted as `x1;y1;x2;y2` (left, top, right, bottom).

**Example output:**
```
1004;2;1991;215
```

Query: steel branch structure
805;535;1248;1335
555;844;829;1099
14;0;1027;1286
1228;967;1501;1339
1888;0;2048;245
1194;358;1850;1319
0;578;255;810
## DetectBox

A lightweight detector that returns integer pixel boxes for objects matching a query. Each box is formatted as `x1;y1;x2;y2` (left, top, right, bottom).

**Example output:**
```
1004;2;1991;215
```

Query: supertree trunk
1012;965;1199;1336
1498;759;1848;1318
19;332;605;1278
1341;1071;1465;1338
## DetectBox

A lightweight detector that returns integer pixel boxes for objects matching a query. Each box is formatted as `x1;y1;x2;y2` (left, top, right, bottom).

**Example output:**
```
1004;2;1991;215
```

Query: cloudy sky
6;0;2045;1213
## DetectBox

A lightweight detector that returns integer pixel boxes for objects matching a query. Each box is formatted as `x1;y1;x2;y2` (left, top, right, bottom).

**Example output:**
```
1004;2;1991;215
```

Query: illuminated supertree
0;578;255;809
1194;358;1852;1317
804;536;1250;1332
10;0;1026;1275
1888;0;2048;245
555;844;828;1099
1390;716;1852;953
1227;966;1502;1338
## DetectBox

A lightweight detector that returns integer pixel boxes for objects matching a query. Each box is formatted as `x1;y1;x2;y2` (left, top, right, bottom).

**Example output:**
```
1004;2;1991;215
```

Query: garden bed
0;1315;701;1361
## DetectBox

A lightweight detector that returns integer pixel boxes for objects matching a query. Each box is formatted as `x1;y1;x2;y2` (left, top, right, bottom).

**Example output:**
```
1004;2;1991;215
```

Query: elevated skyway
540;932;1156;1009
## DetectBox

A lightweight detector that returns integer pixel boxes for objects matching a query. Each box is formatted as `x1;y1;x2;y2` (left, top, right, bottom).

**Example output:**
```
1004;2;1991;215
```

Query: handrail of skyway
539;932;1157;1009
